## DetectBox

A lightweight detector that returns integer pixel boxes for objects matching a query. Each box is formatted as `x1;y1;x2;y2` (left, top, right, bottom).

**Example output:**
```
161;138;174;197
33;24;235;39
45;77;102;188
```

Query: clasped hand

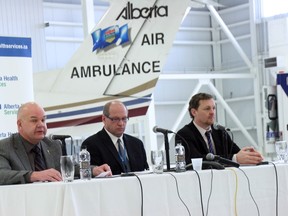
236;147;264;165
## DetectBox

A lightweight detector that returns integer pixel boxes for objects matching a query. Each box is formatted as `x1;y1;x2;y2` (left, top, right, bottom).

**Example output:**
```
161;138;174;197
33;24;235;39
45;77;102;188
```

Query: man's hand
92;164;112;177
236;147;264;165
30;168;62;182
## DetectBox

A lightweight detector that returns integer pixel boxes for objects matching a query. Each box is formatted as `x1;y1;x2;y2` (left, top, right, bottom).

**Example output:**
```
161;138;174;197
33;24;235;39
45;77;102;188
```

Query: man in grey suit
0;102;111;185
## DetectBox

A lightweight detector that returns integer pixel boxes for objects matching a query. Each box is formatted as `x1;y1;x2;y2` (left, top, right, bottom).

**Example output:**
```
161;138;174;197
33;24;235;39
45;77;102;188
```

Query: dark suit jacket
0;133;62;185
176;121;241;165
81;128;149;175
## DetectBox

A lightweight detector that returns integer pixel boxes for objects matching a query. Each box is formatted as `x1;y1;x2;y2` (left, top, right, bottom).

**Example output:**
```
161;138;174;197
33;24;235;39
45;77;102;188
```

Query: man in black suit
82;100;149;175
176;93;263;166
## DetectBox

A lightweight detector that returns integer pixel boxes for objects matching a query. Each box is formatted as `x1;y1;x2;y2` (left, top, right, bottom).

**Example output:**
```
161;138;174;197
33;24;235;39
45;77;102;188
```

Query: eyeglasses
105;116;129;123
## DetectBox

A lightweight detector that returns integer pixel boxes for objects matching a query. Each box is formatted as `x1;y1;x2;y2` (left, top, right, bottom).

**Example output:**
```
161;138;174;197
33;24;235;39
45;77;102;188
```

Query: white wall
0;0;47;72
1;0;281;161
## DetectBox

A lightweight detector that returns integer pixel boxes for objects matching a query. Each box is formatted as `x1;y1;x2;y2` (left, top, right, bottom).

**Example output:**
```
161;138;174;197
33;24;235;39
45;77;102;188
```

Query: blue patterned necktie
205;131;215;154
117;139;130;173
32;144;46;171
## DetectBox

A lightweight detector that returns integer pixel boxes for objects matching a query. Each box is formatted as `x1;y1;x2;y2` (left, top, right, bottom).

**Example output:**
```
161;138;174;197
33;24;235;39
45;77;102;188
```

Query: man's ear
191;108;197;118
101;115;106;122
17;119;22;128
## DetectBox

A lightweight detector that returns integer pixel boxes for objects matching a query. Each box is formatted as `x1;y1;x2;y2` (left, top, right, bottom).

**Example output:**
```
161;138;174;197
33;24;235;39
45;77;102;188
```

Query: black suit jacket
81;128;149;175
176;121;240;165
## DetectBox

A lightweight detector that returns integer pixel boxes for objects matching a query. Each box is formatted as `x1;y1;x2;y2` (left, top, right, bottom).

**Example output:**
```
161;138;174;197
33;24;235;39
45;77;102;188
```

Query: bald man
0;102;111;185
82;100;149;175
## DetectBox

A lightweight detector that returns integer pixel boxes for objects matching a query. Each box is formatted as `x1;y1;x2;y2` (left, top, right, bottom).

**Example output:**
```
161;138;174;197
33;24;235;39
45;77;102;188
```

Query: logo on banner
91;24;130;52
116;2;168;20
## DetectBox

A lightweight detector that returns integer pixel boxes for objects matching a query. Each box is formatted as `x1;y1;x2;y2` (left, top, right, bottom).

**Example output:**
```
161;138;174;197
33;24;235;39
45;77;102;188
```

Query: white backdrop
0;36;33;139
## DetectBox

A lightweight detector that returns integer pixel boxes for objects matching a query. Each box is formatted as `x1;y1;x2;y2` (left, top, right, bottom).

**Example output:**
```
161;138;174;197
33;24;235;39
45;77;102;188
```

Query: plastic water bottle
175;141;186;172
79;148;91;180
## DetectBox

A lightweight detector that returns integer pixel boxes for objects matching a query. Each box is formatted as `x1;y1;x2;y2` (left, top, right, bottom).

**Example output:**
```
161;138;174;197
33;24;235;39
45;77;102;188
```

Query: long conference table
0;163;287;216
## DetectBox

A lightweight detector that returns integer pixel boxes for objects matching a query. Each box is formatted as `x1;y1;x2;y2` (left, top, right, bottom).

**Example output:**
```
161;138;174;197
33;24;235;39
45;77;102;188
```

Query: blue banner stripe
47;95;152;120
0;36;31;57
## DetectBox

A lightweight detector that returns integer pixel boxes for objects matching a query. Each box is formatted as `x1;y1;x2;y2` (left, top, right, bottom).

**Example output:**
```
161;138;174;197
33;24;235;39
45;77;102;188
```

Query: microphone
152;126;175;171
213;123;230;131
50;134;71;140
153;126;174;134
206;153;239;168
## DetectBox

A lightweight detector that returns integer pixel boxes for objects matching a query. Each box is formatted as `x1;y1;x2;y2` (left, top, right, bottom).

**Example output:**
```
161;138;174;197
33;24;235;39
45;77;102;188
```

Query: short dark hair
188;93;214;118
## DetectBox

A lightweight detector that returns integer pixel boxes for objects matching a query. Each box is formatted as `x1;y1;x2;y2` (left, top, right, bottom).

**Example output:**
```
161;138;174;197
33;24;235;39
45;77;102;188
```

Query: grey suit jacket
0;133;62;185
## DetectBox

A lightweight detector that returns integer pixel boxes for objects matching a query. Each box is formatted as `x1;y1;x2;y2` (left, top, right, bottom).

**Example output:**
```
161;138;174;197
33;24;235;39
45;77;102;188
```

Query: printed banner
0;36;33;139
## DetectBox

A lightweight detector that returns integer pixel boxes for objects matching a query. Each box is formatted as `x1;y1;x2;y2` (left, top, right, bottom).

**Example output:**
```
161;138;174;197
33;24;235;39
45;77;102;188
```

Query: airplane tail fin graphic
34;0;191;128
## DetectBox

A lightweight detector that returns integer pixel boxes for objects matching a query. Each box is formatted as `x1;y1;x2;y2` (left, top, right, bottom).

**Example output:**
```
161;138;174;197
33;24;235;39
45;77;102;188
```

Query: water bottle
79;148;92;180
175;141;186;172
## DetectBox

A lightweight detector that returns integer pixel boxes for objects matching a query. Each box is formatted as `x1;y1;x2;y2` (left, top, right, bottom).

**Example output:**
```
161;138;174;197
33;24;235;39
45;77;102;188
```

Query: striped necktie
32;144;46;171
117;139;130;173
205;131;215;154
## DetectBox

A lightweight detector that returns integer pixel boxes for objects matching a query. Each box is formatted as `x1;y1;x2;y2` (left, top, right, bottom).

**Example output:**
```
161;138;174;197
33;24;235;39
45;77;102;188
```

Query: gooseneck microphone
152;126;192;172
153;126;174;134
213;123;234;159
206;153;240;168
153;126;173;171
49;134;72;156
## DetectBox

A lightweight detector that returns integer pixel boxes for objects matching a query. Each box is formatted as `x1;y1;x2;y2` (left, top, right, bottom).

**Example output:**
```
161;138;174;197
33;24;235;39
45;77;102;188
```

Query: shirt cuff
232;154;237;162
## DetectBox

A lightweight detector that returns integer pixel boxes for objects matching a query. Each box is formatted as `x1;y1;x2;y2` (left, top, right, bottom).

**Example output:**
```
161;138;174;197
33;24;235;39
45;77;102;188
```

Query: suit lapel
12;134;33;170
190;122;210;154
211;129;226;156
123;136;133;161
41;140;55;168
101;129;124;168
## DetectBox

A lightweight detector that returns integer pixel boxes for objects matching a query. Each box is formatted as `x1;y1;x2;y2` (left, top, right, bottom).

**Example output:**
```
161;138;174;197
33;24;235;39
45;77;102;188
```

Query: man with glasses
81;100;149;175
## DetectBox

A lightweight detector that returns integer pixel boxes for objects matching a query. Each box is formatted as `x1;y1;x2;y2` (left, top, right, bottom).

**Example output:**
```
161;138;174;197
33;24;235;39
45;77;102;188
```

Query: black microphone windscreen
214;123;230;131
152;126;158;133
206;153;215;160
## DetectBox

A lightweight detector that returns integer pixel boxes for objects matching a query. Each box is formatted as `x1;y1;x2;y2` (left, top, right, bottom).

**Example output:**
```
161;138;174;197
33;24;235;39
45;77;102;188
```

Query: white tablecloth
0;164;287;216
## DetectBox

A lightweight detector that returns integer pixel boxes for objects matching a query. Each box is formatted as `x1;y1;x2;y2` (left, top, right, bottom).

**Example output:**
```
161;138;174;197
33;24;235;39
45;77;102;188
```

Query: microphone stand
164;131;170;171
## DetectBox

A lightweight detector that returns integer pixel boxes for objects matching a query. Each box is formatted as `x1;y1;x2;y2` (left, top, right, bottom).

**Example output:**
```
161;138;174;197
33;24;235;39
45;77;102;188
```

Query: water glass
151;150;164;174
275;140;288;163
191;158;203;171
60;155;75;182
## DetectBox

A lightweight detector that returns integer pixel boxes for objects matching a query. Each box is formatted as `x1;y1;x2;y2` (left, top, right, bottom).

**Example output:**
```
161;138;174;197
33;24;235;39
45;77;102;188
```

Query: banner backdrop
0;36;33;140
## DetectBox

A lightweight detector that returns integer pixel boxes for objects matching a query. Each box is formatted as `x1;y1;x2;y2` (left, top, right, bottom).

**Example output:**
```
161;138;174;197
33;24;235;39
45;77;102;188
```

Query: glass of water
151;150;164;174
60;155;75;182
275;140;288;163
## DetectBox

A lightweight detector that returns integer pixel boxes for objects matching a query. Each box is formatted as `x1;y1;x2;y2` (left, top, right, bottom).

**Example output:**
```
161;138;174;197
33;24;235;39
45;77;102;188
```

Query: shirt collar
19;134;40;153
104;128;123;145
193;121;212;137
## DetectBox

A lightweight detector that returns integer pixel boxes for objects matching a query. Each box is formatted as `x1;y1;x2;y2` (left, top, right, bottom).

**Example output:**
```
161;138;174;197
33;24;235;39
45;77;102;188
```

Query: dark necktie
32;145;46;171
205;131;215;154
117;139;130;173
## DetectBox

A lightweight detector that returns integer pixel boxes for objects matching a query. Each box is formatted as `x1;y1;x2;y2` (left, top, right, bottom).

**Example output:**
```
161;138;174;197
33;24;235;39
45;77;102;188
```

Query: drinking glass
191;158;203;171
151;150;164;174
60;155;75;182
275;140;288;163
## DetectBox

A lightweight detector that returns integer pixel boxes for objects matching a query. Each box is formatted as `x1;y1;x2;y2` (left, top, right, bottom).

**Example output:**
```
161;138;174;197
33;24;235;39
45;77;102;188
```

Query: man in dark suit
0;102;111;185
82;100;149;175
176;93;263;166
